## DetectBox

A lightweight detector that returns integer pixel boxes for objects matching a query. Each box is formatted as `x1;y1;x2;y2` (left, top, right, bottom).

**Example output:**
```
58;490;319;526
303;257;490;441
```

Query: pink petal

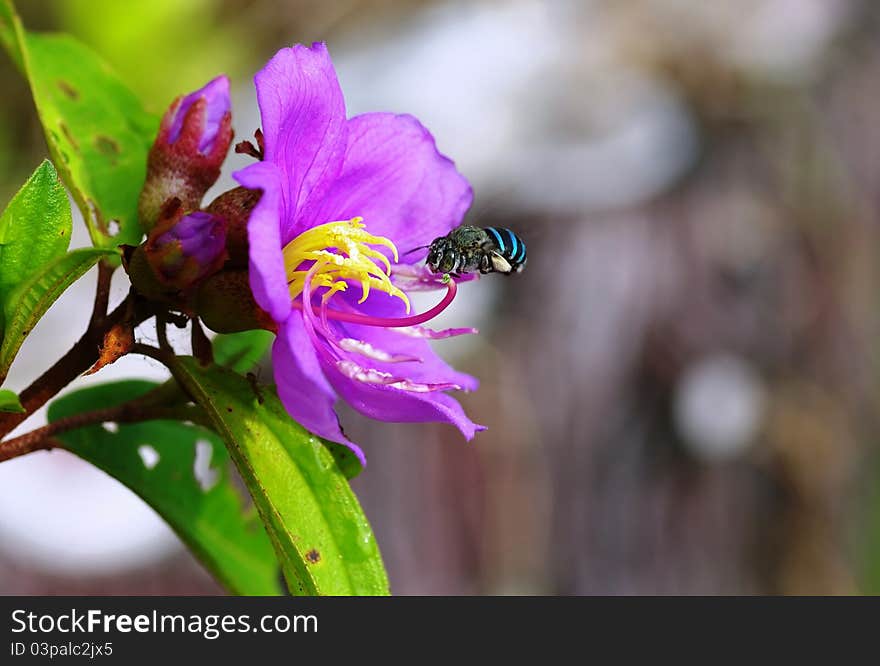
332;287;479;391
337;319;479;393
300;112;472;253
168;75;231;154
323;353;485;440
273;316;366;466
233;161;292;323
254;43;348;243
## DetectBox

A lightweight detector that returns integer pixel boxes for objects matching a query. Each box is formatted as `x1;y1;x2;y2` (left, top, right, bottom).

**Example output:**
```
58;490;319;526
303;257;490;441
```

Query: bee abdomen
485;227;527;271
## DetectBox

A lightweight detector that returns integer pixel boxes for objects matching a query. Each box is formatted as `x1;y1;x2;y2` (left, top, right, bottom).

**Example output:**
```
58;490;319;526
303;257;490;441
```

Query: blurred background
1;0;880;594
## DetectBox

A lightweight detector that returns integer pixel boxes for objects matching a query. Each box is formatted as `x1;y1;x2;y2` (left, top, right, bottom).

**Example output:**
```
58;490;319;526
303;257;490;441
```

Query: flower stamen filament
283;217;464;329
298;260;461;393
283;217;409;311
288;219;472;394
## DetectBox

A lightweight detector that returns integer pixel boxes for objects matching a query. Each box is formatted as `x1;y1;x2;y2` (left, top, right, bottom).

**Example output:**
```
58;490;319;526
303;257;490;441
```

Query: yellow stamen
282;217;410;313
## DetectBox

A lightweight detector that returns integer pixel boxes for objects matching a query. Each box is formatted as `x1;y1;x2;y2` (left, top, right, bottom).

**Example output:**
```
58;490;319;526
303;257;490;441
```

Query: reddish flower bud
138;76;233;232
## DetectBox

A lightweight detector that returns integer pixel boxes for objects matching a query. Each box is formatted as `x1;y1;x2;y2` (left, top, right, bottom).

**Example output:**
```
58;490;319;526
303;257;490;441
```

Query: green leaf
0;2;22;70
0;247;114;383
0;0;157;249
0;388;23;413
0;160;72;310
48;380;281;596
213;329;274;374
210;329;363;480
322;440;365;481
857;454;880;594
169;357;388;596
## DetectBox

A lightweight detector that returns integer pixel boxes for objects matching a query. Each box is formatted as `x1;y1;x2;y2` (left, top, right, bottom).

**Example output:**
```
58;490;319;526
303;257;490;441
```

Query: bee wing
489;251;513;274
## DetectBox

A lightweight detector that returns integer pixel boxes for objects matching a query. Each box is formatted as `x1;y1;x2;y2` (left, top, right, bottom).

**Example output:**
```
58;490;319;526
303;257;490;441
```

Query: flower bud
144;201;228;291
168;76;230;155
122;243;176;305
138;76;233;232
194;269;276;334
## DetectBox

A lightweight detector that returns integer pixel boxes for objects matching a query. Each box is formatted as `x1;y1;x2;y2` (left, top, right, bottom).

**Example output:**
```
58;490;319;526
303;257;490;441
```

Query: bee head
426;237;456;274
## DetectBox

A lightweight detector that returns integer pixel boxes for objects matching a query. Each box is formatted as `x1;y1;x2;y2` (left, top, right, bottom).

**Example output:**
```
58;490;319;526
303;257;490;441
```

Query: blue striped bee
425;226;527;276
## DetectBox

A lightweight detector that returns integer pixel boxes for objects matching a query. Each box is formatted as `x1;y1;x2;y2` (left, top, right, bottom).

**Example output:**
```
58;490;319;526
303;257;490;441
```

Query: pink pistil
299;267;465;394
293;276;460;328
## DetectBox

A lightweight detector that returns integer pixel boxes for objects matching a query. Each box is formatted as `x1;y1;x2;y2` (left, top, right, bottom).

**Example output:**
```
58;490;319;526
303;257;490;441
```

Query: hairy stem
90;260;115;329
0;399;208;463
0;436;66;461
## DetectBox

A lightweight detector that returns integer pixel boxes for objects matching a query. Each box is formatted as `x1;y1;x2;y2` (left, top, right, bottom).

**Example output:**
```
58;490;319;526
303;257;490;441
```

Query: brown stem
191;317;214;366
0;401;207;463
131;343;198;406
156;312;171;352
90;260;115;329
132;342;174;365
0;289;152;439
0;435;66;462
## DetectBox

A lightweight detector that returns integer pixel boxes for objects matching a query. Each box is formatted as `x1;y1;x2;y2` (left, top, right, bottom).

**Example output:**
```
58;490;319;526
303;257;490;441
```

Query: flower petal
301;112;473;253
336;318;479;392
255;43;347;242
233;161;291;323
329;280;479;390
168;75;231;154
273;316;366;466
324;355;485;440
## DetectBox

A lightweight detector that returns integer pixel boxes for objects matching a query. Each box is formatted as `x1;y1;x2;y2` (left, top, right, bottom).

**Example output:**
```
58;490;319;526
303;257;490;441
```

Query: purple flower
233;43;484;464
167;76;231;155
145;205;228;289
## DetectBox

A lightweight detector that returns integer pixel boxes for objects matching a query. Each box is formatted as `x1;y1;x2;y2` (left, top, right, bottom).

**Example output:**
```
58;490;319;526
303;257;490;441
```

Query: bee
424;226;527;276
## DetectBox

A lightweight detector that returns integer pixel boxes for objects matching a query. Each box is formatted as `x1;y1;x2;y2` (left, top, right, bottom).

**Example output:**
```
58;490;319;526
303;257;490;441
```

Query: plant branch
0;435;66;461
130;341;164;362
155;312;171;352
90;259;115;329
0;283;153;439
131;343;200;410
190;317;214;366
0;398;209;463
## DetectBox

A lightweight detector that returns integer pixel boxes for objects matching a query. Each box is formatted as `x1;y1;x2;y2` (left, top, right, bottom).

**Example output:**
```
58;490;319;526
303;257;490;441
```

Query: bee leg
489;252;513;274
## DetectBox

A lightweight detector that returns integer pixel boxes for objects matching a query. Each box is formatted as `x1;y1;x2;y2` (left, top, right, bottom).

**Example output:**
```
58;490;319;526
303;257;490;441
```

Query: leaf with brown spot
169;358;389;595
59;122;79;151
94;135;120;156
56;79;78;99
0;0;157;249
